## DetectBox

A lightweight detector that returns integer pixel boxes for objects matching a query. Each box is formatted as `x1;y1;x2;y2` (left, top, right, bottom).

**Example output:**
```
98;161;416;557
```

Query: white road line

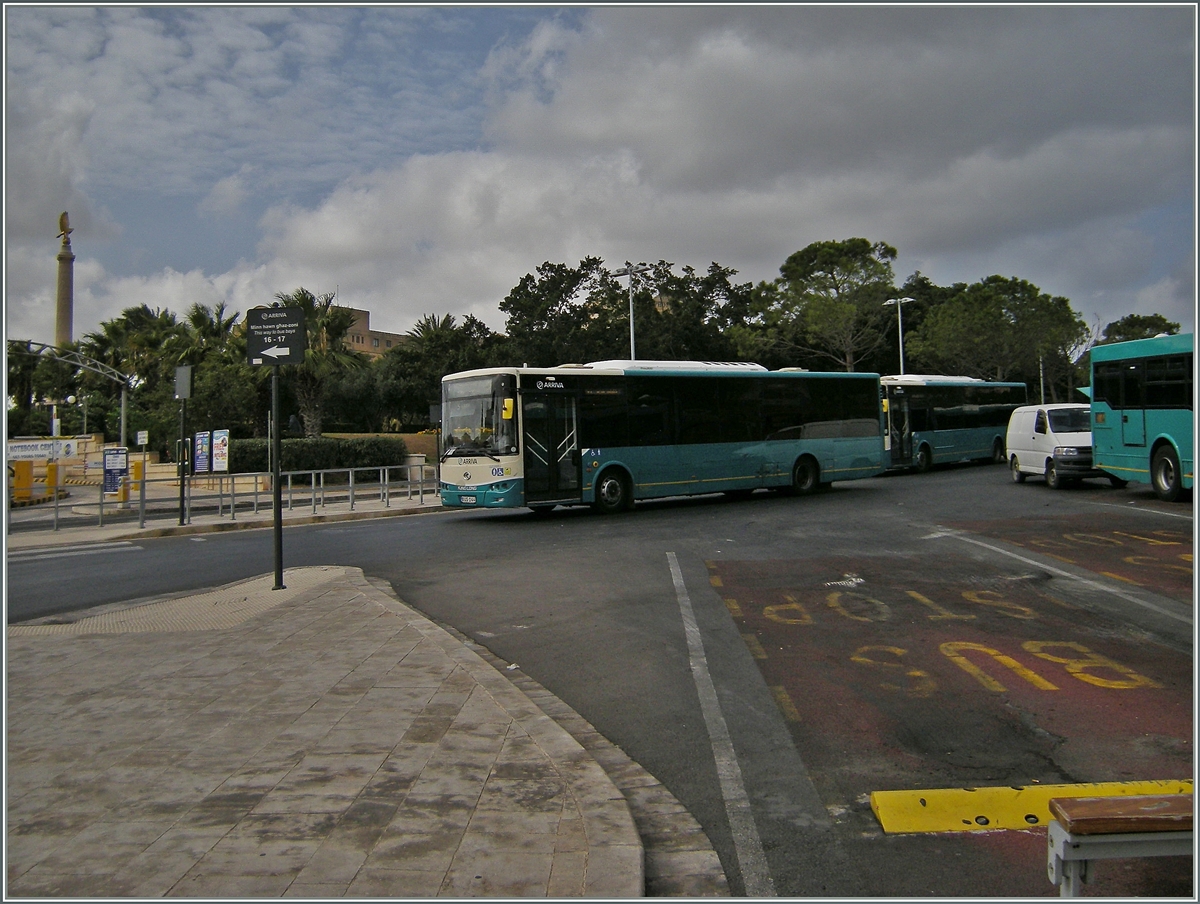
667;551;776;897
926;529;1193;626
8;542;142;563
1084;502;1194;521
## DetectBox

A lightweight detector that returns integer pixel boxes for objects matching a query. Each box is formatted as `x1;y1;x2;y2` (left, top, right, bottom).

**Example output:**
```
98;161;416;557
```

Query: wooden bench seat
1047;794;1193;897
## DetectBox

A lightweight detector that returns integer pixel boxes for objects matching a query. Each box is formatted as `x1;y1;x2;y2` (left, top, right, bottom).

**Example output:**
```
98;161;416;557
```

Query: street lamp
883;297;915;375
612;262;651;360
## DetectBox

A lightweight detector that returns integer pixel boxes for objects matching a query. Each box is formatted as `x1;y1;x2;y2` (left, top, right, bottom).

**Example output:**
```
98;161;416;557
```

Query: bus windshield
441;375;518;460
1048;407;1090;433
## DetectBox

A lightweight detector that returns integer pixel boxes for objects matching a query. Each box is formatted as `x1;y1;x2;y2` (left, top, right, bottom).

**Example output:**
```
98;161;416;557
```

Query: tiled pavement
6;502;730;897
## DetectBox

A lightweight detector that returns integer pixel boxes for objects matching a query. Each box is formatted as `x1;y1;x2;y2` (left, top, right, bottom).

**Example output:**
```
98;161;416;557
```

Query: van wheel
593;469;632;514
792;457;820;495
1152;446;1183;502
914;445;932;473
1045;460;1063;489
1010;456;1026;483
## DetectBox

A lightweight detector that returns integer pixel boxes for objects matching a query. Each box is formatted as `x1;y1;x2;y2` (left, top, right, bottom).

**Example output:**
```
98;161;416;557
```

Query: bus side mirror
502;399;514;419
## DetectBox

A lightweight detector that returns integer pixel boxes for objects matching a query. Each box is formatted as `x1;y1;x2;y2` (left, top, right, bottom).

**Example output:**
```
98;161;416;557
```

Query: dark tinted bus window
1145;354;1193;410
1093;362;1123;407
1122;363;1144;408
762;378;810;440
719;378;763;443
675;378;722;445
579;378;628;447
627;377;673;446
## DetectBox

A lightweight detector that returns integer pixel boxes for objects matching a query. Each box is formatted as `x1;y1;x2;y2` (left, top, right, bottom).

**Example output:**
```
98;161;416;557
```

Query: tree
273;288;366;437
906;275;1088;400
1097;313;1181;345
499;258;609;367
758;238;899;371
376;313;502;429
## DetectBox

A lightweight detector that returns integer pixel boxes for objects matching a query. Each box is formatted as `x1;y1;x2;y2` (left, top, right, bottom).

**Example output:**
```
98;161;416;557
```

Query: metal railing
8;463;438;533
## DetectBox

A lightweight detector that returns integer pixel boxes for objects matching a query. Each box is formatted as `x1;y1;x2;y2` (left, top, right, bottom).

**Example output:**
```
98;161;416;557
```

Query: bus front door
522;394;582;504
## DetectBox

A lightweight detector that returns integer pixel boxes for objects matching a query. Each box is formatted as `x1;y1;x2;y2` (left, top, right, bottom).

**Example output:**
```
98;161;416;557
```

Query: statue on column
58;211;73;244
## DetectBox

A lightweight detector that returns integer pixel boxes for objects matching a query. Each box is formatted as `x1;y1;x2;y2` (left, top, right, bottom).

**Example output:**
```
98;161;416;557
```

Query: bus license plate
461;495;477;504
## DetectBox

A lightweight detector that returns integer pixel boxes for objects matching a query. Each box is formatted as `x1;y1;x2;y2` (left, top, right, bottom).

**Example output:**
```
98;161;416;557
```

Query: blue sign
194;432;211;473
103;447;128;493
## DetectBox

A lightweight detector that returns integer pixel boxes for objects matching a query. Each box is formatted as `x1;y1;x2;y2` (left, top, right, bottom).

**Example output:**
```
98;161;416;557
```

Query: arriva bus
439;360;886;513
880;375;1028;472
1090;332;1193;501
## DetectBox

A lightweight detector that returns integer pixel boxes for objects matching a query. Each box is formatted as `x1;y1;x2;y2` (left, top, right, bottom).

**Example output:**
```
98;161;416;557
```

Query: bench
1047;794;1193;896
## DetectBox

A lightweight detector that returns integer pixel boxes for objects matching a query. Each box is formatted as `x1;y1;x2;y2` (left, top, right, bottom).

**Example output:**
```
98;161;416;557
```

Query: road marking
925;529;1193;626
667;552;775;897
871;779;1194;834
8;542;142;562
1085;501;1193;521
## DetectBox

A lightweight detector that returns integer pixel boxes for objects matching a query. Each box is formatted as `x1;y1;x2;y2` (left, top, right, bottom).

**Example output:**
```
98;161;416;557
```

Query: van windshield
1048;408;1090;433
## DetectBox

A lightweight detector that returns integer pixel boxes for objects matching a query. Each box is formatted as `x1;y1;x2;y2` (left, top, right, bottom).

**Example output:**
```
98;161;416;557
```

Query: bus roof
441;360;883;382
880;374;1025;387
1089;332;1194;363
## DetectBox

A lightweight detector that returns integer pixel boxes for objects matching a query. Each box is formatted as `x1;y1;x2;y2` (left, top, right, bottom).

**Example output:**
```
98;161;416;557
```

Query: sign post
175;366;193;525
246;306;307;590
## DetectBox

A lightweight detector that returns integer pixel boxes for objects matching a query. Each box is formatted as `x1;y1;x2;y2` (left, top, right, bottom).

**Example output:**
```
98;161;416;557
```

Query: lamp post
883;297;915;375
612;262;651;360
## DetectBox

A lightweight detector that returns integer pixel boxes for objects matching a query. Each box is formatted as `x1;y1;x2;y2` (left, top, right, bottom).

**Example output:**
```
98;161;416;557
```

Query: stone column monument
56;211;75;347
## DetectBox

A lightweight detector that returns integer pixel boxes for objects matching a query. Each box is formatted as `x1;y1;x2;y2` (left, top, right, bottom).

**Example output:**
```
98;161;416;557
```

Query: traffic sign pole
247;304;305;592
272;364;285;590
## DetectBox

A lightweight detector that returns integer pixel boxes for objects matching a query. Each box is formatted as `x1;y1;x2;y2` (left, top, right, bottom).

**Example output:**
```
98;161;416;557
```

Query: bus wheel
991;438;1005;464
593;469;632;514
1152;446;1183;502
1045;460;1063;489
792;457;820;495
1010;456;1026;483
914;445;932;473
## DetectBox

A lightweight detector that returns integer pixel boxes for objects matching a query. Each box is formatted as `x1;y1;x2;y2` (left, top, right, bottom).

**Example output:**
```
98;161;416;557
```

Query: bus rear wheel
992;438;1005;464
1152;446;1183;502
593;469;632;514
792;457;820;495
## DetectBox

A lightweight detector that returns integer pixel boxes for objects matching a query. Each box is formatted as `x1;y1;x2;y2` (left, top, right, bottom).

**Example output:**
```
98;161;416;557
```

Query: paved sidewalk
6;498;731;897
7;566;642;897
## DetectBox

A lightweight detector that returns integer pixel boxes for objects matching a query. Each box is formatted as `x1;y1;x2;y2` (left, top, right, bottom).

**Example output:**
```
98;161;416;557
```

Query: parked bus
880;375;1028;472
1089;332;1193;501
439;360;886;513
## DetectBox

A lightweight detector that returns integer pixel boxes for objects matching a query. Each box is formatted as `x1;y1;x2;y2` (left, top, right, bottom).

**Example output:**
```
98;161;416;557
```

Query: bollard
11;461;33;502
139;471;146;529
231;474;237;521
349;468;356;511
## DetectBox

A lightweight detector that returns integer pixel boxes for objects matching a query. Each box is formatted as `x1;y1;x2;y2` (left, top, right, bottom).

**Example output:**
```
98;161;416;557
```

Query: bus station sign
246;307;307;366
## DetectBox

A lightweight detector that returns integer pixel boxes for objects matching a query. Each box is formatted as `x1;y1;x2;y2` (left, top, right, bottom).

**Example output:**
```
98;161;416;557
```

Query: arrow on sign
260;346;290;359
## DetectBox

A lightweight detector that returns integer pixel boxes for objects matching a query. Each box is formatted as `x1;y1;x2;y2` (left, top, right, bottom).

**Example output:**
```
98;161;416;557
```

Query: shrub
228;436;408;473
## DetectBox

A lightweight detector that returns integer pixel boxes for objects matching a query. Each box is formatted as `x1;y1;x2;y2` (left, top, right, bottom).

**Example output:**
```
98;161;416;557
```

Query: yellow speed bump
871;779;1194;834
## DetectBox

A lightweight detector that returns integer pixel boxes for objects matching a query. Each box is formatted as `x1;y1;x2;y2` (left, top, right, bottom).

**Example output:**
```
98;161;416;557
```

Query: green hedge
228;436;409;474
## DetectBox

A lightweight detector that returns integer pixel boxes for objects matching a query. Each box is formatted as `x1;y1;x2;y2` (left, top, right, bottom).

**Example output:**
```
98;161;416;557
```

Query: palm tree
273;288;365;437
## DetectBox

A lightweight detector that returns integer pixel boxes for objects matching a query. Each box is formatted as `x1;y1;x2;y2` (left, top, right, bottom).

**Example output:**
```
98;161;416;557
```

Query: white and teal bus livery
880;375;1028;472
1090;332;1193;501
439;360;886;513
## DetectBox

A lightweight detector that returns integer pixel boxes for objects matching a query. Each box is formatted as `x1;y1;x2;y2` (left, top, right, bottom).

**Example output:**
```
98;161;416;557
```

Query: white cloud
4;6;1194;351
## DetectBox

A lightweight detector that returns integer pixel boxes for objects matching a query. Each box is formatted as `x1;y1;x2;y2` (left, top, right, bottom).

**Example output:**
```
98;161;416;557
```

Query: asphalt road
7;463;1194;896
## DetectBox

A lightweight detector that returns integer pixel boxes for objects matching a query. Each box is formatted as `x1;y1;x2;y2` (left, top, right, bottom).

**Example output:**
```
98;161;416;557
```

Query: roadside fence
8;463;439;533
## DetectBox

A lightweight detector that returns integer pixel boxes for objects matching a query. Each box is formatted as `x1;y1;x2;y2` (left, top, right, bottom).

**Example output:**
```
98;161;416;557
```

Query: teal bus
1090;332;1193;501
439;360;886;513
880;375;1028;472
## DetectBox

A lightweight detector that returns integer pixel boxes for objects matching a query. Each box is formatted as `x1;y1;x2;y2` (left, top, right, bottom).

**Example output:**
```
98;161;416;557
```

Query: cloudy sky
5;5;1195;350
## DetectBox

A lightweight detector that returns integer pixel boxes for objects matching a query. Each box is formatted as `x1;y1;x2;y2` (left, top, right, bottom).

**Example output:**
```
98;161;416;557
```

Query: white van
1006;403;1122;489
